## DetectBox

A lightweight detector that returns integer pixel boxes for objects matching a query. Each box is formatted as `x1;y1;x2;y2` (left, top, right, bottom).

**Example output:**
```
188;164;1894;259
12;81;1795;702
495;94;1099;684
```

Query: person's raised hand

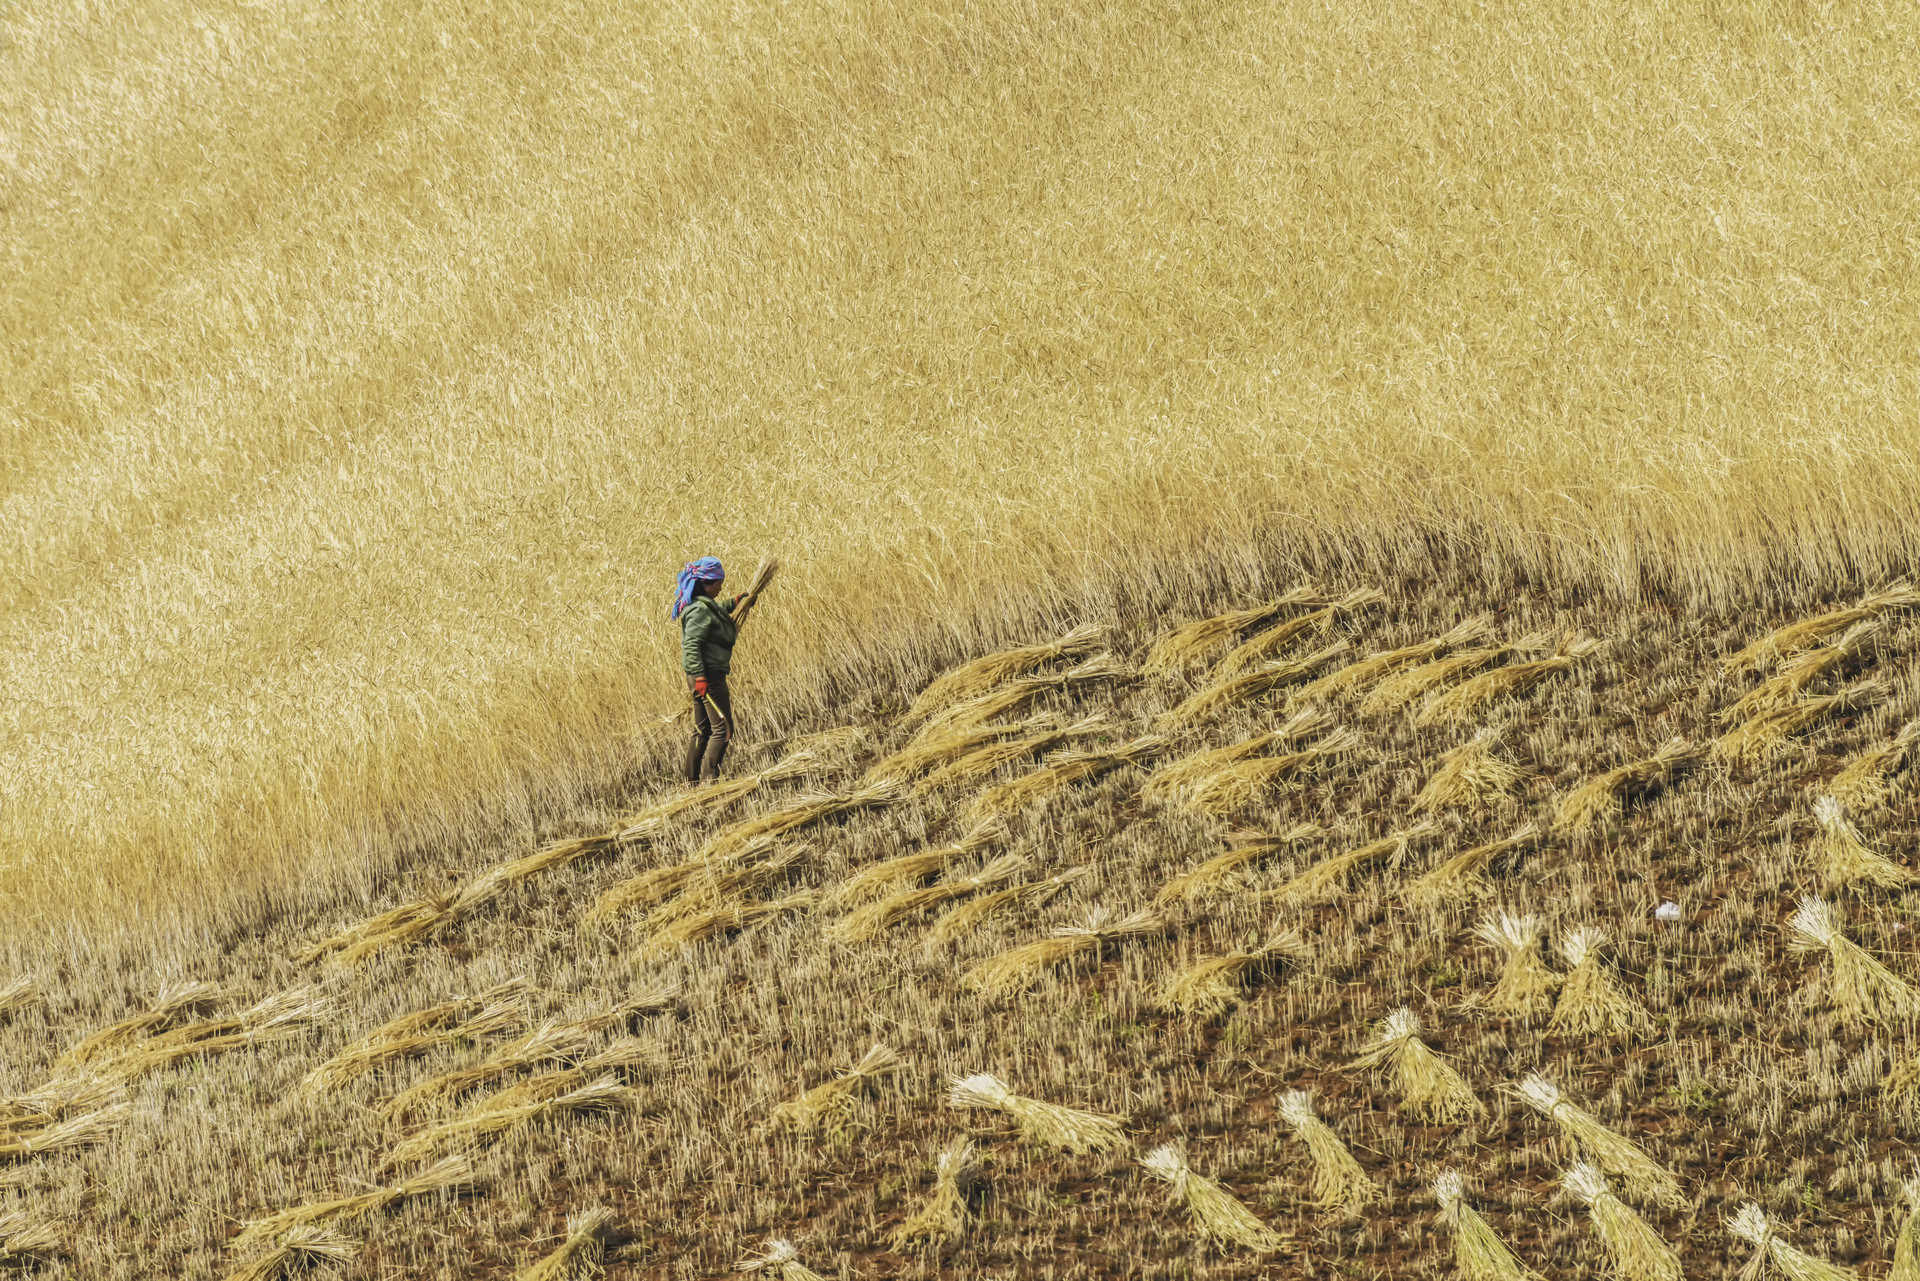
693;676;709;699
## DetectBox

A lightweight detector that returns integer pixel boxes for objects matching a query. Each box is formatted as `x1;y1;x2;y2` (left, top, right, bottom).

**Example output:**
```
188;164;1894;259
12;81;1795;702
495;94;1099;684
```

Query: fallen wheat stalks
95;986;332;1084
643;845;807;928
1140;1142;1285;1252
1516;1075;1680;1206
1143;711;1329;798
642;890;818;959
613;748;823;832
1565;1162;1680;1281
1154;825;1324;906
1418;636;1604;724
1789;896;1920;1026
909;653;1132;741
1831;720;1920;808
234;1156;476;1248
700;782;901;860
1414;732;1527;812
586;845;770;927
1553;738;1704;834
1407;826;1540;908
914;716;1107;795
1433;1170;1543;1281
971;736;1168;817
221;1226;355;1281
888;1137;975;1251
302;980;528;1098
0;1210;63;1266
1161;641;1350;725
1722;581;1919;671
931;867;1088;942
1715;680;1886;761
1154;930;1306;1017
1474;912;1558;1016
1276;1090;1379;1211
830;818;1007;906
964;907;1164;995
1725;619;1880;719
1217;587;1383;675
1350;1008;1482;1122
0;977;41;1022
830;854;1026;943
518;1207;614;1281
53;980;224;1070
1263;822;1436;906
907;622;1108;721
1727;1202;1861;1281
735;1237;829;1281
863;721;1035;785
1297;616;1493;701
770;1044;902;1132
946;1072;1125;1153
1811;796;1911;891
0;1103;130;1159
388;1076;636;1166
1141;584;1326;673
1359;635;1540;716
1172;732;1361;814
1548;929;1649;1038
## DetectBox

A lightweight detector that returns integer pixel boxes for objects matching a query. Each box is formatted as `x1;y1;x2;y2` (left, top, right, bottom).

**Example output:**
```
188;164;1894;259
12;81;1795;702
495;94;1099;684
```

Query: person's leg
684;674;712;784
699;672;735;781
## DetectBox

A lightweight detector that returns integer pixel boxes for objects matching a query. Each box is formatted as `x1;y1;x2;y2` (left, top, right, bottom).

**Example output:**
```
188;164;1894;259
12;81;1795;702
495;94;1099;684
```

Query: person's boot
683;734;707;785
699;732;730;783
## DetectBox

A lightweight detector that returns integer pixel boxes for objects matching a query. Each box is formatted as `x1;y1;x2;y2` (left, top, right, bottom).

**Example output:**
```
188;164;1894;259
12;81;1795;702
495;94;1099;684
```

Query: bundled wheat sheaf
831;854;1027;943
970;735;1167;817
1140;584;1325;673
644;844;808;928
1349;1008;1483;1122
831;817;1006;904
906;622;1108;720
0;977;41;1022
1297;616;1493;701
517;1207;614;1281
235;1157;475;1248
1722;582;1919;672
588;849;749;927
1727;1202;1862;1281
1714;680;1886;761
1218;587;1384;674
0;1210;63;1266
1414;732;1528;812
1154;824;1323;906
700;782;901;860
930;867;1088;942
1418;635;1604;724
913;716;1106;795
1154;929;1307;1017
1811;795;1912;891
1139;1142;1286;1252
945;1072;1126;1154
1553;738;1704;834
888;1137;976;1251
615;748;823;830
388;1075;635;1166
1143;710;1330;797
0;1103;131;1160
1548;928;1651;1038
301;980;528;1097
1408;826;1540;908
910;653;1131;741
734;1237;829;1281
1830;720;1920;808
1162;640;1350;725
221;1226;356;1281
641;889;818;959
1432;1170;1543;1281
1276;1090;1379;1211
1517;1075;1681;1206
1725;619;1880;720
1265;822;1435;906
1564;1162;1682;1281
862;721;1035;786
1473;912;1559;1016
1358;635;1535;715
1180;730;1362;814
964;907;1164;995
769;1043;902;1132
53;980;225;1070
1789;896;1920;1026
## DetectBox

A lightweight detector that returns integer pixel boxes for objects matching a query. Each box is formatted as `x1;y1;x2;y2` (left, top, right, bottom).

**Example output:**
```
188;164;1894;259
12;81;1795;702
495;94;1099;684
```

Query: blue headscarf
671;557;725;620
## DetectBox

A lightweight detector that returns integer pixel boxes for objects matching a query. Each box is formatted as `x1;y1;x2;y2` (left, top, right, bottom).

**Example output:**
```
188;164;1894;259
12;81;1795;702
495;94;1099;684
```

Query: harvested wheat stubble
905;622;1108;721
301;980;528;1098
1413;732;1527;813
1296;616;1493;702
1140;583;1326;674
0;1209;62;1265
970;735;1168;817
1727;1202;1861;1281
1357;635;1538;716
1714;680;1887;761
221;1225;357;1281
1262;822;1435;907
1722;582;1920;671
1553;738;1705;834
1144;710;1330;797
1726;619;1880;719
1831;720;1920;809
1172;730;1362;815
641;890;819;959
735;1237;829;1281
770;1043;902;1132
1140;1142;1286;1252
517;1207;614;1281
1432;1170;1543;1281
963;907;1164;996
1418;635;1604;725
1407;825;1541;908
889;1136;975;1251
1218;587;1384;675
388;1075;636;1167
830;854;1027;943
53;980;224;1070
0;1103;130;1159
1565;1162;1681;1281
1473;912;1559;1016
1161;641;1350;725
946;1072;1126;1154
1548;928;1650;1038
235;1157;474;1248
1350;1008;1483;1123
700;782;901;860
913;715;1107;795
909;653;1131;741
930;867;1087;942
1516;1075;1681;1207
1276;1090;1379;1211
830;817;1007;906
1811;796;1912;891
863;721;1035;785
1153;929;1306;1017
1789;896;1920;1027
0;976;41;1021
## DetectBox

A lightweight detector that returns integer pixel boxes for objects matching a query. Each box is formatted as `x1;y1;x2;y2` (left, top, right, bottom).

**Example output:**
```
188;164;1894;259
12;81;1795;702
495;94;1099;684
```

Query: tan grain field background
5;0;1919;961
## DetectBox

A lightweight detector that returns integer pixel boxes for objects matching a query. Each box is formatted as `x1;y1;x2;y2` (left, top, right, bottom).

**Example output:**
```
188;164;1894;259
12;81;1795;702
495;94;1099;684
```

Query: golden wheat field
9;0;1920;1277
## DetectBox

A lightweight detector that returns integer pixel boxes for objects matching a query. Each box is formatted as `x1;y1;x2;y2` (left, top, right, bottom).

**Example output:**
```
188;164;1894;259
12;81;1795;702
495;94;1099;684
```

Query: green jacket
681;594;739;675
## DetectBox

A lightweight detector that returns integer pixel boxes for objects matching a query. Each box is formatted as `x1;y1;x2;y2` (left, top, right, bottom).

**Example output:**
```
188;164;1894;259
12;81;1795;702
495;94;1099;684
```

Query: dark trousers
684;671;735;783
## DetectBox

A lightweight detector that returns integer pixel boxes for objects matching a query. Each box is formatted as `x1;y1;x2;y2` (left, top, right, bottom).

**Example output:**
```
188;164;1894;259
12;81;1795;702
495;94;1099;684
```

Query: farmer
672;556;751;784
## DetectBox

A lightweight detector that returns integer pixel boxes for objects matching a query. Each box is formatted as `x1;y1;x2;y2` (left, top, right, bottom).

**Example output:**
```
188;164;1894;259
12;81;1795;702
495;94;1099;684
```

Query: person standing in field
673;556;753;784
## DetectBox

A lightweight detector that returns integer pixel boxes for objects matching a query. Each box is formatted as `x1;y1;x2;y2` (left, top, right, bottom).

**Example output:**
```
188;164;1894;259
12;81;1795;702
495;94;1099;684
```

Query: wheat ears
1564;1162;1681;1281
945;1073;1125;1154
1516;1075;1681;1206
1139;1142;1286;1252
1432;1171;1542;1281
1349;1008;1482;1122
1276;1090;1379;1211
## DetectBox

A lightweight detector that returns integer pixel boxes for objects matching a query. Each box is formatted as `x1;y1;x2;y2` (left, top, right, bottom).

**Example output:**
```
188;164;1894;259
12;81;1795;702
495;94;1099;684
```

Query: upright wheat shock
1726;1203;1861;1281
1432;1171;1542;1281
888;1137;976;1251
1349;1008;1483;1123
734;1238;830;1281
1474;912;1559;1016
1564;1162;1681;1281
1810;795;1912;891
1789;896;1920;1026
1516;1074;1682;1207
1138;1142;1285;1253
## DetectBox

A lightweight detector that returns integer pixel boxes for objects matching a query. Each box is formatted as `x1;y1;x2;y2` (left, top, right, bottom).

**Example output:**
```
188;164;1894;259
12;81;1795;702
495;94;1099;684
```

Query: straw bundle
1414;733;1528;813
911;653;1131;740
1276;1091;1379;1211
101;986;332;1084
1812;796;1912;891
1154;930;1307;1017
1553;739;1704;834
1218;588;1384;675
906;622;1108;721
863;722;1032;785
1722;582;1919;672
1728;1202;1861;1281
1433;1170;1543;1281
1155;825;1323;907
0;1074;121;1129
1359;642;1522;716
770;1044;902;1132
1265;823;1437;906
727;554;782;630
1349;1009;1483;1122
221;1226;356;1281
644;846;806;927
461;1039;656;1118
914;717;1107;795
388;1076;635;1166
1418;636;1605;725
888;1137;975;1251
1564;1162;1680;1281
1145;713;1331;797
1140;1142;1286;1252
735;1238;828;1281
1892;1178;1920;1281
1298;617;1494;702
0;1211;62;1265
1141;585;1326;673
964;907;1164;996
1162;641;1351;725
1182;732;1362;814
0;1103;130;1159
1831;720;1920;809
0;977;40;1022
298;894;457;964
1517;1075;1680;1206
54;980;224;1070
930;867;1088;942
831;819;1007;906
517;1208;614;1281
1473;913;1559;1016
1548;929;1650;1038
700;782;901;860
830;855;1027;943
587;849;751;927
622;749;824;828
642;890;818;958
1726;620;1880;719
971;736;1168;817
1715;680;1887;761
235;1157;476;1248
1407;826;1540;908
946;1072;1125;1153
301;981;528;1097
1789;896;1920;1026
